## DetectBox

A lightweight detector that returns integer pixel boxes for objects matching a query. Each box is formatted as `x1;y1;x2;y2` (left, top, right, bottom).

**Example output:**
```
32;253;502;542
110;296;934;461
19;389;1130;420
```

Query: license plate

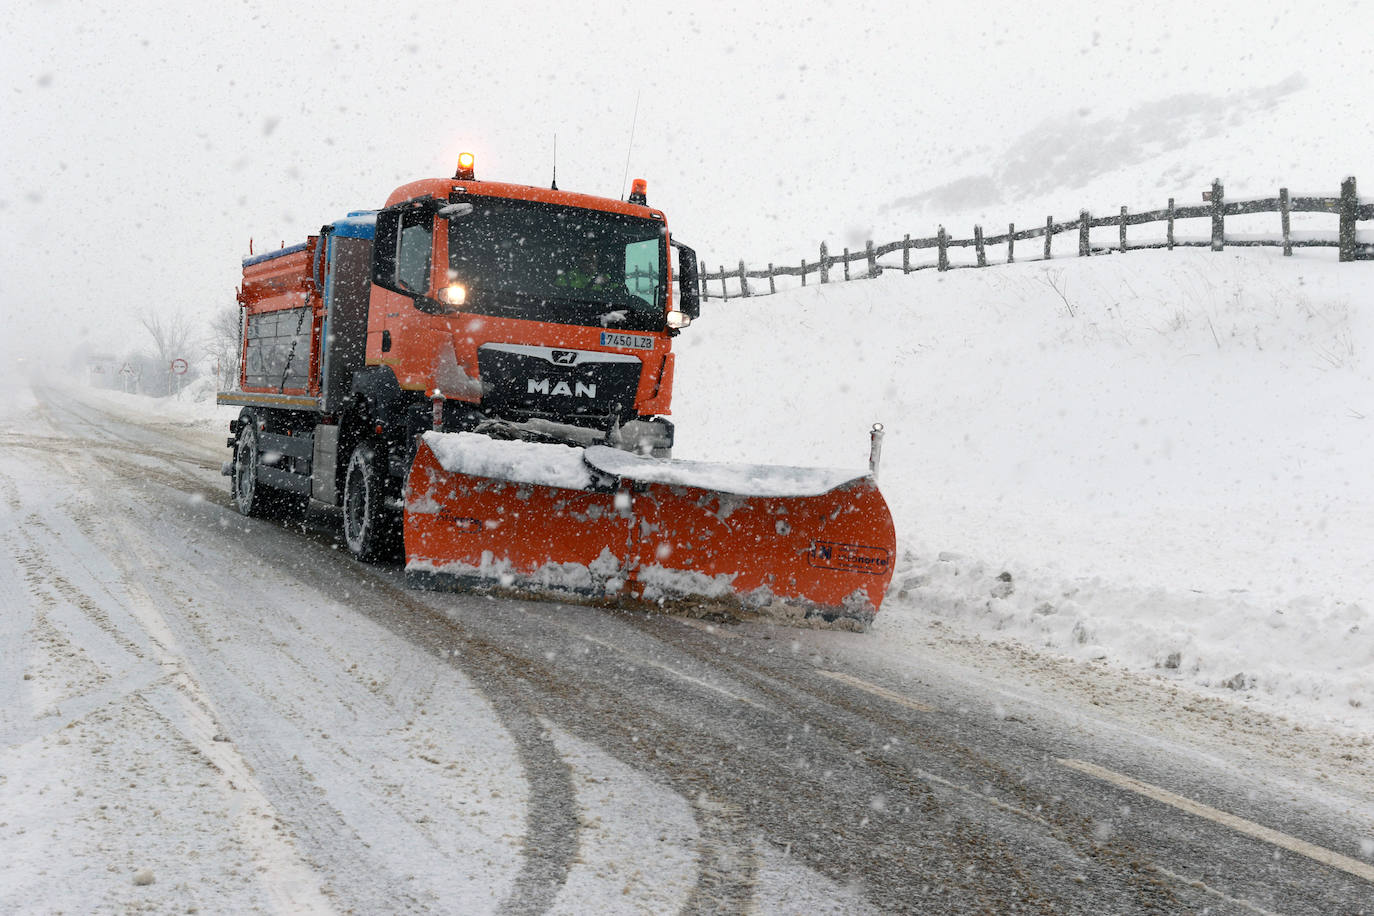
600;332;654;351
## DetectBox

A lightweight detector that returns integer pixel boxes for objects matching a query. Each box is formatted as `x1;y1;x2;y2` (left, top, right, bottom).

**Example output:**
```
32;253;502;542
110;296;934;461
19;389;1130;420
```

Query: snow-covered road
2;381;1371;913
0;383;878;912
2;386;531;911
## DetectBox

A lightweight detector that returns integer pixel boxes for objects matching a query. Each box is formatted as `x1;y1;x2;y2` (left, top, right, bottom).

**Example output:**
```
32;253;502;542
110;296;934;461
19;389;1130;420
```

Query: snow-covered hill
673;246;1374;730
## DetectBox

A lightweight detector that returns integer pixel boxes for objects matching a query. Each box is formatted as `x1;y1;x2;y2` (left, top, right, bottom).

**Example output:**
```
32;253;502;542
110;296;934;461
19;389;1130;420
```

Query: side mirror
372;208;401;288
672;241;701;320
373;202;437;297
438;202;473;219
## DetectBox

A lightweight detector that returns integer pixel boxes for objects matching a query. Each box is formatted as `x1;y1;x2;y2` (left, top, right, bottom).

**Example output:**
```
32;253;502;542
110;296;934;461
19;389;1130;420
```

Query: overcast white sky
2;0;1368;368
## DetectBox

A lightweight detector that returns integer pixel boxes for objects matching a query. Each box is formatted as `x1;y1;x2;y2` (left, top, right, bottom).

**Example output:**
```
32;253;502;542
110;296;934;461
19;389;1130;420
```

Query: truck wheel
232;421;272;518
232;419;307;521
343;441;400;562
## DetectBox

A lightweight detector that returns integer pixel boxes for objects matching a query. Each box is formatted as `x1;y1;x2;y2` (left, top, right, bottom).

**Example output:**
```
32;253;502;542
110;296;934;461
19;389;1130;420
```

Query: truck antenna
551;133;558;190
620;89;641;200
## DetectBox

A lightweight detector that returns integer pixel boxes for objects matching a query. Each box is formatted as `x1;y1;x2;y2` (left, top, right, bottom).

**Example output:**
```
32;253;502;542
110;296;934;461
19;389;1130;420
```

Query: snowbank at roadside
75;381;241;432
674;247;1374;731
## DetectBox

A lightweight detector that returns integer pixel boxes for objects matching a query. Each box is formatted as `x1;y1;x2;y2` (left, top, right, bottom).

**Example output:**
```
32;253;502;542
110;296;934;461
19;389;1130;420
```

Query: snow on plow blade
404;432;896;624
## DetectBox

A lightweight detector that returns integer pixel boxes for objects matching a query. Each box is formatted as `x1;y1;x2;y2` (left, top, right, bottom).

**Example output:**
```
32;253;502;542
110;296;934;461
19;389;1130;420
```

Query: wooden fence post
1119;206;1128;252
800;259;807;286
1044;216;1053;259
699;270;708;301
974;226;986;266
1339;176;1358;262
1279;188;1292;256
719;266;728;300
843;248;851;281
866;241;878;278
767;265;776;294
819;242;830;284
1210;179;1225;251
1167;198;1175;250
738;260;750;297
902;234;910;274
937;226;949;271
1078;211;1091;256
1007;223;1015;264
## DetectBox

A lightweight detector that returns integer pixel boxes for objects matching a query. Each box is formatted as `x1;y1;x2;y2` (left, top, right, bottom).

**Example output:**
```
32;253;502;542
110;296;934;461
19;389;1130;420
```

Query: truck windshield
446;197;667;331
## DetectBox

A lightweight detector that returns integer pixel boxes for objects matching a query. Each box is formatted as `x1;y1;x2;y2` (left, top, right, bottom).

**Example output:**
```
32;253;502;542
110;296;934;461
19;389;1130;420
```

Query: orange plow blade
404;433;896;624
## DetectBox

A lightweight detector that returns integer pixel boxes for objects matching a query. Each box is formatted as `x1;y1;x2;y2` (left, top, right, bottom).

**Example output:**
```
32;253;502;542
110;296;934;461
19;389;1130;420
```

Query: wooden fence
699;176;1373;300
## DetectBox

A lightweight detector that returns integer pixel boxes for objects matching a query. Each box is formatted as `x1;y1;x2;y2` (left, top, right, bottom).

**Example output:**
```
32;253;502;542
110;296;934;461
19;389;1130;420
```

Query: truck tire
232;419;307;520
342;441;401;562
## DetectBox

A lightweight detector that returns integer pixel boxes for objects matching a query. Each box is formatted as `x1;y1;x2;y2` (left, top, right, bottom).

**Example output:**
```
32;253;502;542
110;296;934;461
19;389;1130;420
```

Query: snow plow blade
404;432;896;624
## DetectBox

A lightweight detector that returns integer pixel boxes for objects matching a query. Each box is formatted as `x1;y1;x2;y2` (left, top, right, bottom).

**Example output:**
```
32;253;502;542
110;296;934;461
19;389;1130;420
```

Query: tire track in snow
350;587;794;912
0;464;21;513
614;616;1184;914
90;496;351;913
14;517;149;664
100;494;531;912
544;721;698;914
2;472;165;745
2;432;337;912
135;682;338;915
681;793;761;914
0;527;37;739
225;558;583;916
491;717;579;916
29;383;578;912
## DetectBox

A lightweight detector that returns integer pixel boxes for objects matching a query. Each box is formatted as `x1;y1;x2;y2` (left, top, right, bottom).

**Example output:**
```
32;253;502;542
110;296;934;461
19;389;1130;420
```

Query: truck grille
477;344;642;422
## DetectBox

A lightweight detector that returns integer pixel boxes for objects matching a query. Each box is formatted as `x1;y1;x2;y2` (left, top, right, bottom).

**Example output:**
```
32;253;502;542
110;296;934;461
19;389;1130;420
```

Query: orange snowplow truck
221;155;896;624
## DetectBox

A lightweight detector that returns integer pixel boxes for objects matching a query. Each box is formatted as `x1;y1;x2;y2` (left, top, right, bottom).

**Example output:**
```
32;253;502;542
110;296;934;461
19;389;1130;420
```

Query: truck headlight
666;309;692;329
440;283;467;307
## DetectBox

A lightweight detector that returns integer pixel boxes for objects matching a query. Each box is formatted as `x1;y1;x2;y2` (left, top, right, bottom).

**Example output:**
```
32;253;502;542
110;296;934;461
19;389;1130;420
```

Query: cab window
623;238;659;306
396;210;433;293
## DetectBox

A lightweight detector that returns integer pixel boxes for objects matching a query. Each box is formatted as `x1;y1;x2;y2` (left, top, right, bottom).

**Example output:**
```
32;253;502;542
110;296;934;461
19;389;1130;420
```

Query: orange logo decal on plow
809;541;891;575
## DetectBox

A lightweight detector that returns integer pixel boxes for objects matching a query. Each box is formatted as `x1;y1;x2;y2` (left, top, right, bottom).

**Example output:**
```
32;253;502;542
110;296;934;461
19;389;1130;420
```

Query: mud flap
404;434;896;623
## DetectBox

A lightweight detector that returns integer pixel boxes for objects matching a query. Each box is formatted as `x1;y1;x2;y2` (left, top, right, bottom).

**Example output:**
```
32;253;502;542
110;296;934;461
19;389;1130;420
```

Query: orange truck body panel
237;239;323;397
